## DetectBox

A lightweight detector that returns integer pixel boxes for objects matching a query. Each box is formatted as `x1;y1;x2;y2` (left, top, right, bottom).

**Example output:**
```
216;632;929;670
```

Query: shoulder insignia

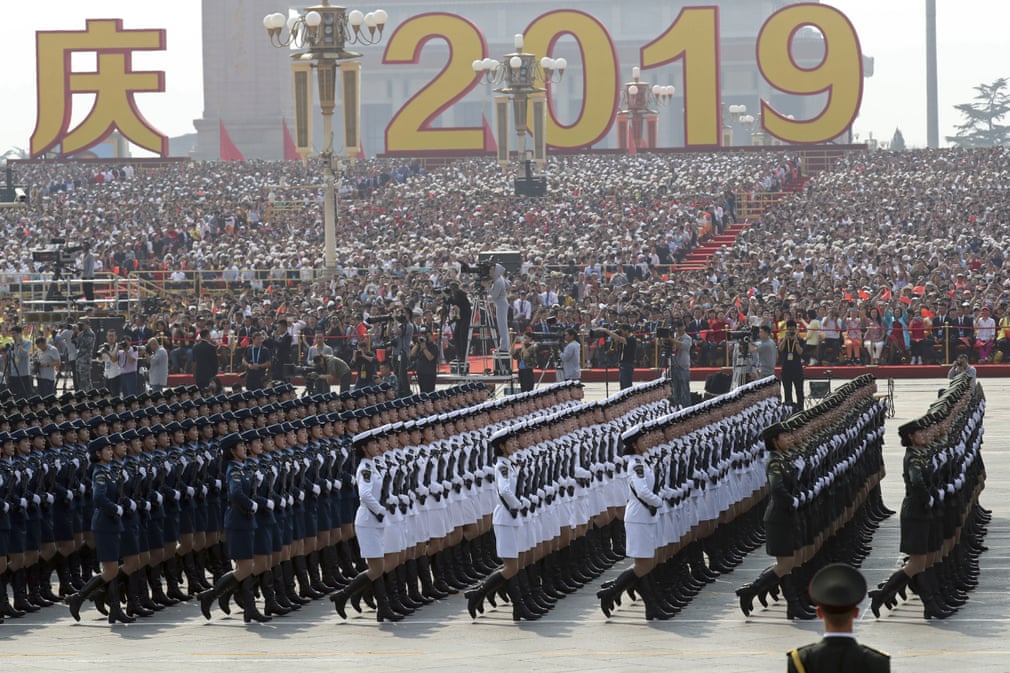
229;471;242;482
362;469;371;482
94;473;107;486
861;645;890;658
498;465;508;478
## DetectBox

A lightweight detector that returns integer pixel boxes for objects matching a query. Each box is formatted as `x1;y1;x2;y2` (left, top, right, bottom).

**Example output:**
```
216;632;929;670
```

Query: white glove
32;494;41;505
145;501;151;512
155;492;163;505
46;494;55;505
792;497;799;509
129;499;137;512
215;479;222;490
173;489;181;501
2;502;7;513
185;486;195;497
251;501;259;514
287;495;294;507
66;491;74;503
324;479;333;491
333;481;342;491
116;505;124;517
19;498;27;510
520;496;531;509
298;491;305;502
312;484;321;496
79;483;86;494
139;467;147;478
255;472;265;485
267;499;275;511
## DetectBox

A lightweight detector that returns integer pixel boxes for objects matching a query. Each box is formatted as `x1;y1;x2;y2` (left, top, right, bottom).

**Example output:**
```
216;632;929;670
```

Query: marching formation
0;369;990;628
736;375;893;620
869;373;989;620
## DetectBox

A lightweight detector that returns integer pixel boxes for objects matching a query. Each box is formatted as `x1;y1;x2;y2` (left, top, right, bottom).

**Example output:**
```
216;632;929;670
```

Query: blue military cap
86;415;108;429
88;436;110;453
180;418;197;430
137;426;153;439
150;424;167;435
0;432;9;444
302;415;321;428
168;403;182;413
121;429;139;442
266;424;285;436
107;432;125;445
42;423;61;435
208;413;225;424
104;414;120;426
118;411;134;423
11;429;29;441
164;421;183;434
27;426;45;438
239;429;260;442
234;408;253;420
219;432;241;452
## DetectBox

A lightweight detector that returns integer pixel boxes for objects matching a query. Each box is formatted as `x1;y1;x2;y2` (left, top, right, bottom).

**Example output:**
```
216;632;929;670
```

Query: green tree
890;128;906;150
946;77;1010;147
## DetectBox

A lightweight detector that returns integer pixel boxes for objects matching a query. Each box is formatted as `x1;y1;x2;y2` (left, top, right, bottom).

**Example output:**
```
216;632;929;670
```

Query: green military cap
808;563;866;613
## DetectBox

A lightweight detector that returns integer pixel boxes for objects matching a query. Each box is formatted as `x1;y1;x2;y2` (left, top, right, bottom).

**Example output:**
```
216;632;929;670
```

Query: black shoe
241;577;271;623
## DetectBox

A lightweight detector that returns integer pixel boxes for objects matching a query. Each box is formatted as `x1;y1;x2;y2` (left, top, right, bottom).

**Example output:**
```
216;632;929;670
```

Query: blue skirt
226;528;254;561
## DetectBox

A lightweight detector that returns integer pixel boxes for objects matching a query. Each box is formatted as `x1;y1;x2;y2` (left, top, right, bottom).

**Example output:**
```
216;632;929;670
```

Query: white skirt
355;523;385;559
494;525;519;558
625;520;657;559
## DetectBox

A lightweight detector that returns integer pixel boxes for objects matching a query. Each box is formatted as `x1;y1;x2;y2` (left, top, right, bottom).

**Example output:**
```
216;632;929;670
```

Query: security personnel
787;563;890;673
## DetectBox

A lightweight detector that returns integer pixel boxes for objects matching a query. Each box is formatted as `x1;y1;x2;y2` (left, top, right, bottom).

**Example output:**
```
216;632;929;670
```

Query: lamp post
722;104;748;146
263;2;387;272
617;66;674;152
472;34;565;174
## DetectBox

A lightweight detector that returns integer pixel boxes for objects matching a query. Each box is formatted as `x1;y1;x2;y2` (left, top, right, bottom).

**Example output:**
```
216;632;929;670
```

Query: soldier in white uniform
330;430;402;622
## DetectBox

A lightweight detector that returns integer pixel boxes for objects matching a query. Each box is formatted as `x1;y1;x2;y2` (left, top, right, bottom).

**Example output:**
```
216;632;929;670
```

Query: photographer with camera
350;339;377;390
512;334;537;392
947;353;977;387
390;308;416;398
264;319;293;383
311;351;350;393
116;335;139;396
146;336;168;392
33;335;61;396
98;329;121;396
59;322;78;390
6;325;33;398
410;327;437;393
599;324;637;390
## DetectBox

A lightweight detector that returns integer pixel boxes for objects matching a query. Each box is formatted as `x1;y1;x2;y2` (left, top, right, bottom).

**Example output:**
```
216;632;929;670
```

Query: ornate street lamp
616;66;674;153
263;2;387;271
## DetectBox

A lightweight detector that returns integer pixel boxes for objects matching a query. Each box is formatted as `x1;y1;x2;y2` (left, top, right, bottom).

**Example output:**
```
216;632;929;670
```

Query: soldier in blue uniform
787;563;890;673
67;436;136;624
197;432;271;623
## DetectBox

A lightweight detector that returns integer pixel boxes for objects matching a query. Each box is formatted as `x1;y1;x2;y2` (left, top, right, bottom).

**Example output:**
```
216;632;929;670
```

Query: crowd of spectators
3;146;1006;379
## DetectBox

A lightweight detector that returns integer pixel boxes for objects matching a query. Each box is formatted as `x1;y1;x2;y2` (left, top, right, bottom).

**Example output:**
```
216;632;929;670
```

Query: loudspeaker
514;176;546;197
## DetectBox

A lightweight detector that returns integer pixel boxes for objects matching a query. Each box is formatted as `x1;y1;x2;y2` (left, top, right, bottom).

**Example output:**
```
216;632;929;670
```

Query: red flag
219;120;245;162
626;120;637;155
481;114;497;153
282;118;299;161
881;287;892;301
358;139;367;161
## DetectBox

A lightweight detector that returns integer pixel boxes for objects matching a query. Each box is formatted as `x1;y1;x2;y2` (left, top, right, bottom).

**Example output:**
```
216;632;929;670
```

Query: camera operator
559;327;581;382
350;339;377;390
117;336;139;396
33;335;61;396
146;336;168;392
513;333;537;392
241;331;271;391
311;352;350;393
779;319;805;408
410;327;437;393
6;325;33;398
443;281;472;363
98;329;121;397
599;324;637;390
730;327;759;390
